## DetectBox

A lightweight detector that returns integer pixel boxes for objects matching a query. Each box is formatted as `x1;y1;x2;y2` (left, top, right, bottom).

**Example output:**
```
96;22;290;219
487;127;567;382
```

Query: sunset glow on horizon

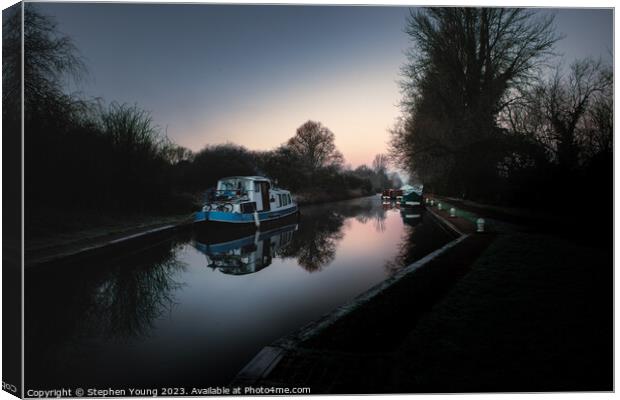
40;3;612;168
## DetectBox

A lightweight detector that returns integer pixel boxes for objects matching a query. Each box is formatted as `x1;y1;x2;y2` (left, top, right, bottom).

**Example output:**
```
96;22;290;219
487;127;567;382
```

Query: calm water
25;196;454;390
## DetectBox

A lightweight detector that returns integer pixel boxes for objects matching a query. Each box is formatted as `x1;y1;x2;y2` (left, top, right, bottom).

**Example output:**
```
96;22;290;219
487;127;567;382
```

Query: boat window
219;180;236;190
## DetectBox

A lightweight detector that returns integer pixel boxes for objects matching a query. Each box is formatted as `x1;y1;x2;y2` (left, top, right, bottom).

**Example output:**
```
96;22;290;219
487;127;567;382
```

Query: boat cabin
204;176;294;214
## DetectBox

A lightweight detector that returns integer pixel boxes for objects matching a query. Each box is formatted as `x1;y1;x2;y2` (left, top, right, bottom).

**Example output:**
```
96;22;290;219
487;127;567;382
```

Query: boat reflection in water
193;224;298;275
382;197;423;227
400;208;423;227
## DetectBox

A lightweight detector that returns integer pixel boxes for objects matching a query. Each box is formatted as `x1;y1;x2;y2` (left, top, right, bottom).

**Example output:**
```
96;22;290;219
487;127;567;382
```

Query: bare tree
372;154;389;174
504;58;612;170
3;4;87;112
542;59;612;169
403;8;560;114
287;120;344;174
393;7;561;197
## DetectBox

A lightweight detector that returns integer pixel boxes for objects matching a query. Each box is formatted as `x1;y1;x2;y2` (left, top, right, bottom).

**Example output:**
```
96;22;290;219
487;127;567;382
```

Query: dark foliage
12;6;395;238
391;7;612;221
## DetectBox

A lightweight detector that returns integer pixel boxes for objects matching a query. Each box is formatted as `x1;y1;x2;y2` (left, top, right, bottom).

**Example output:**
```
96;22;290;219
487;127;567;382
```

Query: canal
25;196;455;390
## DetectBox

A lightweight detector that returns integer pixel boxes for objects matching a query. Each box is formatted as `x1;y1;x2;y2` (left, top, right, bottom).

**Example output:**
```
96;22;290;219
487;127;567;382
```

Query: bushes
16;6;388;233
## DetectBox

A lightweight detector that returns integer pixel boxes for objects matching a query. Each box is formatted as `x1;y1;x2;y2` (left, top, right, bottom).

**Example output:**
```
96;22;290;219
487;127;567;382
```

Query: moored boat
400;184;424;207
194;176;299;229
381;188;403;201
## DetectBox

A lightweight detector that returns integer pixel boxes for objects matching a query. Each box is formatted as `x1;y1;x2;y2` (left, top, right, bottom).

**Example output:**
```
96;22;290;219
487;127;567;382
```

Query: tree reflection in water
278;210;344;272
282;196;390;272
26;233;189;373
89;254;186;339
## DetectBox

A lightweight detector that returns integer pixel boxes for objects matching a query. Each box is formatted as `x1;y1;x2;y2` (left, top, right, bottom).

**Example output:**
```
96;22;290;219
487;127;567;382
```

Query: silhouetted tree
287;120;344;176
183;143;258;191
258;145;306;190
497;57;613;208
536;59;611;170
392;8;560;199
372;154;389;174
4;4;86;115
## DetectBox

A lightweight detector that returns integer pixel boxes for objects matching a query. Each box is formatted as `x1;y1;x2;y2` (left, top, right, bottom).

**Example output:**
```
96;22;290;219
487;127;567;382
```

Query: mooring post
437;203;442;211
450;207;456;217
476;218;485;233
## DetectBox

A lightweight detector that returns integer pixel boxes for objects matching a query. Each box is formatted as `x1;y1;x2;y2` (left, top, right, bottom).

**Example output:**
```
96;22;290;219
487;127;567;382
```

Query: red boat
381;188;403;201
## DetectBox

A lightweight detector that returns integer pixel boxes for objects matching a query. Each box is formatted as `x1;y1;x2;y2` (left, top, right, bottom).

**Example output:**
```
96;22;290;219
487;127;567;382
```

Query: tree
287;120;344;175
496;57;612;206
393;8;560;199
3;4;86;115
259;145;305;190
502;58;612;169
372;154;389;174
162;143;194;165
539;59;612;170
185;143;258;190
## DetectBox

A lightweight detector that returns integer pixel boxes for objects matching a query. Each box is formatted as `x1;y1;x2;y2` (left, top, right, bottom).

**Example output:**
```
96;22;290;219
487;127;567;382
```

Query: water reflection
400;208;423;227
280;209;344;272
383;204;456;276
193;224;298;275
25;196;454;389
26;235;191;387
27;236;188;341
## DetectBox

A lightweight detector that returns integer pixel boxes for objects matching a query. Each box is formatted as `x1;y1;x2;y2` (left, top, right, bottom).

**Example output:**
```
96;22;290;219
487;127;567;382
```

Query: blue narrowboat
400;184;424;207
194;176;299;229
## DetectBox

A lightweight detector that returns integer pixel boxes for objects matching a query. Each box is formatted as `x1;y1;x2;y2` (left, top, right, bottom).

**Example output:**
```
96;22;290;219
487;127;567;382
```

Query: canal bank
235;200;612;393
25;214;195;269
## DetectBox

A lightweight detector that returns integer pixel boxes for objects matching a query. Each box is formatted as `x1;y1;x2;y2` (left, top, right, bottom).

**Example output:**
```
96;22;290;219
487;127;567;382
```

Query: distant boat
194;176;299;229
381;188;403;201
400;184;424;207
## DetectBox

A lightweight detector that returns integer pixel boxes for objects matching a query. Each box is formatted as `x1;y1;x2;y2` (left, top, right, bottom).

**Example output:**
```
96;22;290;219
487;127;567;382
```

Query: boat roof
219;176;271;182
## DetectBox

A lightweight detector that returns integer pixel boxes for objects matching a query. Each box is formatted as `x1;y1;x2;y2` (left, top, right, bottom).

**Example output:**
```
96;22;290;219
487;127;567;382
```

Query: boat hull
193;205;300;240
400;191;424;207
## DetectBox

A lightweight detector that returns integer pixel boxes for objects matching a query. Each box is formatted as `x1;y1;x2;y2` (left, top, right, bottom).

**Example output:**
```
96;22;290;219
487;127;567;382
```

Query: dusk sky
37;3;613;168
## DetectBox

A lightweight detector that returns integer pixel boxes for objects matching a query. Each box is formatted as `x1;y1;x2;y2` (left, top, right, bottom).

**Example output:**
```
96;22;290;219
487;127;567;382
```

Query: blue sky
36;3;613;167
